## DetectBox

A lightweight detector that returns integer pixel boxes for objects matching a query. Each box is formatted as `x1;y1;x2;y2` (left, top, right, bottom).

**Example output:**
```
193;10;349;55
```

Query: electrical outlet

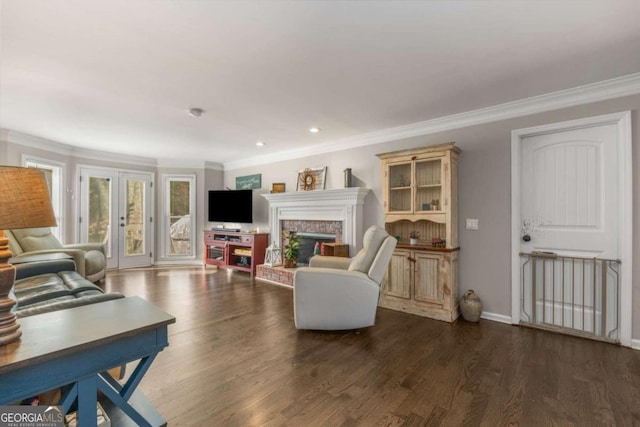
466;219;479;230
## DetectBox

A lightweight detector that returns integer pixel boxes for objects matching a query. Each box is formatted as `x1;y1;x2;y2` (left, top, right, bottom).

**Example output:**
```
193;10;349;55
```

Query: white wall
3;94;640;339
225;94;640;336
0;132;225;265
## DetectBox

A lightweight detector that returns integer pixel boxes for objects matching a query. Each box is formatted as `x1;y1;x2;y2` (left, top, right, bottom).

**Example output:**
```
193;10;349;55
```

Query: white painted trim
511;111;633;347
77;165;156;267
154;260;202;266
631;339;640;351
618;111;633;348
224;72;640;170
205;161;224;171
21;154;67;242
510;129;523;326
262;187;370;256
157;159;204;168
156;158;225;170
4;72;640;172
2;129;157;167
480;311;512;325
2;129;74;156
159;173;197;260
1;128;224;170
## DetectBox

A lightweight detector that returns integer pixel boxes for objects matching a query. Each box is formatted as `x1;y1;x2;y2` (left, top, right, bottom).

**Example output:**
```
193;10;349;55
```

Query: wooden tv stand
203;230;269;277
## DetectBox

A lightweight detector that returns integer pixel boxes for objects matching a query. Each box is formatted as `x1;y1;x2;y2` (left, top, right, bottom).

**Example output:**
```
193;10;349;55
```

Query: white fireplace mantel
262;187;370;256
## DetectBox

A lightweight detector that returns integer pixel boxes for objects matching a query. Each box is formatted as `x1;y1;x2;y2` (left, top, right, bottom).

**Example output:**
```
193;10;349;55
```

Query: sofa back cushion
11;227;63;252
348;225;389;275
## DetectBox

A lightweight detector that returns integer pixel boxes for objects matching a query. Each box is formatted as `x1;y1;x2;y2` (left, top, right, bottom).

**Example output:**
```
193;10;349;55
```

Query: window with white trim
23;157;65;241
162;174;196;258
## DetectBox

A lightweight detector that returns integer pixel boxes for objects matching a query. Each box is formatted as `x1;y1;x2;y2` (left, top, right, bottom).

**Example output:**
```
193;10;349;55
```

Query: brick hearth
256;264;295;288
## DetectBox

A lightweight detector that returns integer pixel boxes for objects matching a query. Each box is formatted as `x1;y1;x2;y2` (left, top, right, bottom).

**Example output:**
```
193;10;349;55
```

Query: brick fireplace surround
257;188;370;287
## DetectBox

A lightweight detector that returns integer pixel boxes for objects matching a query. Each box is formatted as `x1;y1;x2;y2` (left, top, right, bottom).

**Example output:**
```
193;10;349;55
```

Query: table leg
96;356;158;427
77;376;98;427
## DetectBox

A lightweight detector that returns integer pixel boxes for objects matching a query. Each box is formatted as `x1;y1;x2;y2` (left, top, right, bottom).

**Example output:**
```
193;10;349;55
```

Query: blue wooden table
0;297;175;427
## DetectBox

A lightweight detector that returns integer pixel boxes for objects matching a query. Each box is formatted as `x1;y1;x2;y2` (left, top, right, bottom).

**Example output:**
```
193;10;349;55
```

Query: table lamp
0;166;57;345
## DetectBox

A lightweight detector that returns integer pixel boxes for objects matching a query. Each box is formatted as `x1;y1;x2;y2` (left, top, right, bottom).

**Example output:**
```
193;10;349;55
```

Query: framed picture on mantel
271;183;285;193
296;167;327;191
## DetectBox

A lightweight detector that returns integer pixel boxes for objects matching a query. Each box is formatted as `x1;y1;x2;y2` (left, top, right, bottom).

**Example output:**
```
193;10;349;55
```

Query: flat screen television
208;189;253;223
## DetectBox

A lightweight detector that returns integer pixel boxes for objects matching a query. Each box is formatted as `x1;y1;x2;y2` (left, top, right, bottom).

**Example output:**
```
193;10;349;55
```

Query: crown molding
205;161;224;171
71;145;157;167
154;159;224;170
157;158;204;169
1;129;157;167
224;72;640;170
1;129;75;155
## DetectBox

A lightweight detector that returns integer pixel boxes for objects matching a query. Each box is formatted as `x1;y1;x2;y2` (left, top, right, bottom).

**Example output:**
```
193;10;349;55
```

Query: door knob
522;234;531;242
120;223;125;227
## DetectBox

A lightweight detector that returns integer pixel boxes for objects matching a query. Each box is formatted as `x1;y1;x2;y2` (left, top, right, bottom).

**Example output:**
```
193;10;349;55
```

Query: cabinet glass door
387;162;412;212
415;159;442;212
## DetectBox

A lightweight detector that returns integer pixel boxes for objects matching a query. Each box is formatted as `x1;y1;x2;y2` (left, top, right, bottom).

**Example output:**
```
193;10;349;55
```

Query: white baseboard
480;311;512;324
631;339;640;351
153;260;203;266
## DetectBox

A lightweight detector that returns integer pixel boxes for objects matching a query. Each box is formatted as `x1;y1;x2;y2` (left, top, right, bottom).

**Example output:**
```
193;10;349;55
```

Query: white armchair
293;225;397;330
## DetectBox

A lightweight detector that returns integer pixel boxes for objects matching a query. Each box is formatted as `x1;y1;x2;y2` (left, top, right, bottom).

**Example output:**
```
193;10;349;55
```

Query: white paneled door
520;124;618;258
512;112;632;346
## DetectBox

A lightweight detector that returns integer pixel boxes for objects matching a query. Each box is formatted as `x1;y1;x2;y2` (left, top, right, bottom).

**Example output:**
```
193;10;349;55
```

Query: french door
79;167;154;269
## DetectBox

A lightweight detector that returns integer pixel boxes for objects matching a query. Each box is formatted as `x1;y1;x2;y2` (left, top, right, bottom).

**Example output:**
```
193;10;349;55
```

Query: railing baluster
552;258;556;326
518;252;619;344
561;257;565;328
582;260;585;332
532;256;537;324
571;258;575;330
592;258;597;335
601;259;607;337
542;258;547;324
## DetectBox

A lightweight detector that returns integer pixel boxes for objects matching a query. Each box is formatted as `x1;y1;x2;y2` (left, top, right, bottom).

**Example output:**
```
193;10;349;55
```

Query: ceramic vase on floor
459;290;482;322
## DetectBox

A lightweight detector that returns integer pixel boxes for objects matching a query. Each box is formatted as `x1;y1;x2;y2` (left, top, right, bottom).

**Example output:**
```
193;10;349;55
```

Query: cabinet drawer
240;235;254;243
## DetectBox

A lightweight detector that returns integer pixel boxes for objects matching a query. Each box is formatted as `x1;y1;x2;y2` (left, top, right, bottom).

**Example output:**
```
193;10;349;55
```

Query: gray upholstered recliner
6;227;107;283
293;225;397;330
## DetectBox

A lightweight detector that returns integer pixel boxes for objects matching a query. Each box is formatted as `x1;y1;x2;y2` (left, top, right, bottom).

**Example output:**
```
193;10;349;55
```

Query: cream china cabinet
377;143;461;322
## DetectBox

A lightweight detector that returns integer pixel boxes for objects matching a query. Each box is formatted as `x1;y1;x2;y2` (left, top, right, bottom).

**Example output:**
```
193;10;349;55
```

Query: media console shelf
203;230;269;277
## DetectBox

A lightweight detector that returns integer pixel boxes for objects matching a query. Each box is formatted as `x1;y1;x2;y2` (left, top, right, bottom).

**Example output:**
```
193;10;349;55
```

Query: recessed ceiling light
189;108;204;118
256;141;265;147
309;127;321;133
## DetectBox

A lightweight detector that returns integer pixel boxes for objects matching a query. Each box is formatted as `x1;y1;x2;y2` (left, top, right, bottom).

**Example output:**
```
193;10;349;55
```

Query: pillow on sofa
348;226;389;274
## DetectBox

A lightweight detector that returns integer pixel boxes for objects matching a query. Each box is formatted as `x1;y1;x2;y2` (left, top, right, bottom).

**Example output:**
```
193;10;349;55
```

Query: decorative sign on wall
296;167;327;191
236;173;262;190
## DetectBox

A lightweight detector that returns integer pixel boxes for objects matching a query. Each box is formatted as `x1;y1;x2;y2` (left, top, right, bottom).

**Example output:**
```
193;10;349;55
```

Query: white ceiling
2;1;640;168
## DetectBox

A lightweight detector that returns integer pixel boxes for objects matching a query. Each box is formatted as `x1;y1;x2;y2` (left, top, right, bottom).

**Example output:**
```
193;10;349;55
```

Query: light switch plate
466;219;479;230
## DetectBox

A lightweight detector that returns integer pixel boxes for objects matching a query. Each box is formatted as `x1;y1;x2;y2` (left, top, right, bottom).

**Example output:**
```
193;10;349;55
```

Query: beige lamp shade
0;166;57;229
0;166;57;345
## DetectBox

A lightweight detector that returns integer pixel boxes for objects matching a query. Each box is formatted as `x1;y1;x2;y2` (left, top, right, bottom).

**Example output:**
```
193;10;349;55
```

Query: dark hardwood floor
103;266;640;426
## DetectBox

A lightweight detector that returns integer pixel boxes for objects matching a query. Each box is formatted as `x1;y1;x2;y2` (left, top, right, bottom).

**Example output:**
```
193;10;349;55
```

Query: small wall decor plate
296;167;327;191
